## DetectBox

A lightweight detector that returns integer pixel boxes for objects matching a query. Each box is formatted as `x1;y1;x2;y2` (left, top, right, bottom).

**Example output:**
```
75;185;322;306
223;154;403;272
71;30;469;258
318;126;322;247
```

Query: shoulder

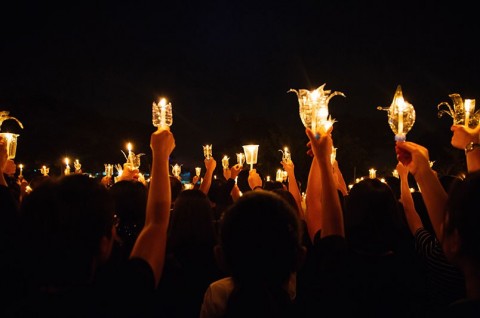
200;277;234;318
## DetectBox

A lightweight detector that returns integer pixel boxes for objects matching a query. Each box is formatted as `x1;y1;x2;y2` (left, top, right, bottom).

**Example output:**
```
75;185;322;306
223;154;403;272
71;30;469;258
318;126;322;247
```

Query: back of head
345;178;407;254
19;174;115;287
169;175;183;203
168;189;217;256
109;180;147;251
445;171;480;265
263;181;285;191
219;190;302;284
235;169;251;194
219;190;302;317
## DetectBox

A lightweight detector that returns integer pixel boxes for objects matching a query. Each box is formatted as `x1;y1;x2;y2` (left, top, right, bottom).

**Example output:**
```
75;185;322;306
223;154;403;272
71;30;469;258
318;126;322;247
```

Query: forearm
317;158;344;238
400;176;423;235
466;149;480;173
287;174;304;218
305;160;323;241
413;168;447;240
199;170;214;195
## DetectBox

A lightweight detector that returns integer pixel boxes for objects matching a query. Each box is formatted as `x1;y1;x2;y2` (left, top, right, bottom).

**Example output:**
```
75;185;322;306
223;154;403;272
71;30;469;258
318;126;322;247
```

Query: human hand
192;175;200;184
248;169;263;190
230;164;242;180
395;141;431;176
117;163;140;182
204;157;217;172
450;124;480;150
305;127;333;164
150;128;175;160
281;159;295;175
396;161;409;180
4;159;16;176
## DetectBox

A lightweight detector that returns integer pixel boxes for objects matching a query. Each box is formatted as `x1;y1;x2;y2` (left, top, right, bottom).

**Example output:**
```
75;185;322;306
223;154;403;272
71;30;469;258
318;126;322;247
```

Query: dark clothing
415;227;466;314
14;258;156;317
441;298;480;317
296;230;349;317
155;247;225;317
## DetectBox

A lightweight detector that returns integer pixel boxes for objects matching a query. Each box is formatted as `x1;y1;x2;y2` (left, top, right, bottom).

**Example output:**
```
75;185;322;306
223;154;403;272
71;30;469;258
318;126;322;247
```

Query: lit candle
222;155;229;169
464;99;475;127
266;175;271;182
19;164;23;177
236;153;245;167
276;169;283;182
203;144;212;160
74;159;81;173
397;98;405;137
369;168;376;179
104;164;113;177
392;169;399;178
310;90;320;134
41;165;49;176
242;144;259;171
127;143;133;164
159;98;167;128
282;170;288;182
281;147;291;162
64;157;70;175
195;167;201;177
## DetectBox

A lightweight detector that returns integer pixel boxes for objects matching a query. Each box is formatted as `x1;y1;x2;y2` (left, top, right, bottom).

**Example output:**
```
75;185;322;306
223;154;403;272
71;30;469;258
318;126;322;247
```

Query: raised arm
199;157;217;195
396;161;423;235
281;159;304;219
395;141;447;241
306;128;344;239
130;128;175;287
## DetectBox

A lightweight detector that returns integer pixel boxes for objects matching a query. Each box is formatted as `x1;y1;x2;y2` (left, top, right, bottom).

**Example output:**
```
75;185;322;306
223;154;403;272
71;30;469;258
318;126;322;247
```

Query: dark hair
219;191;302;317
345;178;409;254
19;174;115;287
444;172;480;265
168;189;217;255
170;176;183;203
264;180;285;191
109;180;147;253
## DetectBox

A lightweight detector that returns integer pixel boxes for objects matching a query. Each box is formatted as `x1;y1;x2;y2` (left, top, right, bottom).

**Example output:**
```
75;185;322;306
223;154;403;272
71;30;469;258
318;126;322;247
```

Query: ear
214;244;228;272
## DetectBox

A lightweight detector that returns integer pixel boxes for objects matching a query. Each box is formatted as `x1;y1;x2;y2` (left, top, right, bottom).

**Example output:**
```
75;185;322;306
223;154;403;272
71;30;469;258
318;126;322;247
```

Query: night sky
1;1;479;187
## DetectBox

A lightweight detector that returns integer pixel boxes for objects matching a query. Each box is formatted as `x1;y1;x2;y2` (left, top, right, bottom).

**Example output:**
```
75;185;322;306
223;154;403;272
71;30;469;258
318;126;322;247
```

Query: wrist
465;142;480;155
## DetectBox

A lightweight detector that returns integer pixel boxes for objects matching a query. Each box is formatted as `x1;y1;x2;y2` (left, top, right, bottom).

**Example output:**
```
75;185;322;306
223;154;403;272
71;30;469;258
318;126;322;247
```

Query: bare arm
199;157;217;195
395;141;447;241
396;161;423;235
306;128;344;239
281;159;304;219
130;128;175;287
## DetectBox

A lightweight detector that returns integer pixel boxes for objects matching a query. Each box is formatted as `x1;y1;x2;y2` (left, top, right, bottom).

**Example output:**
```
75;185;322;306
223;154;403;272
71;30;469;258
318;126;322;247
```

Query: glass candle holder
0;132;19;159
243;144;259;171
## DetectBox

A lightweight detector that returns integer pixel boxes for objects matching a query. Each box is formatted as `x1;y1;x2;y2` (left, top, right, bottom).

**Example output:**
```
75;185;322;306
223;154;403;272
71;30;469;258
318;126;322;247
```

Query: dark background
1;1;478;189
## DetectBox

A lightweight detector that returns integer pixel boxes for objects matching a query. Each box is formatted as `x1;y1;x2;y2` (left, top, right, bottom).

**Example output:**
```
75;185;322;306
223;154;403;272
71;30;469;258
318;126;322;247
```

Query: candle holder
377;85;416;142
288;83;345;135
18;164;24;178
279;147;291;163
64;158;71;176
203;144;212;160
152;97;173;129
236;153;245;167
171;163;182;179
104;164;114;177
122;143;145;170
222;155;230;169
437;93;479;128
243;144;259;171
40;165;49;177
195;167;201;177
74;159;82;173
276;169;283;182
369;168;377;179
0;111;24;160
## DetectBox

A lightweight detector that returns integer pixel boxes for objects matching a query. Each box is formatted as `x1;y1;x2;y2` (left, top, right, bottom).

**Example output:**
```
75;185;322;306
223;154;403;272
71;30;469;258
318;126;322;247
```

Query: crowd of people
1;121;480;317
